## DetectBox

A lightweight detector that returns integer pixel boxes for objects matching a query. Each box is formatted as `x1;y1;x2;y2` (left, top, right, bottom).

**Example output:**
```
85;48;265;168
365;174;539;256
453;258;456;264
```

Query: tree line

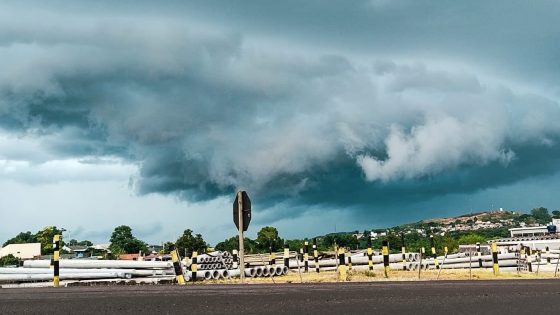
3;207;558;262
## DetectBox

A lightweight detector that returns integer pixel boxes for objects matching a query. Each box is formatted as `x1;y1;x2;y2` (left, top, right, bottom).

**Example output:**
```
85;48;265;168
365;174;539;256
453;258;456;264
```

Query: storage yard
2;243;560;288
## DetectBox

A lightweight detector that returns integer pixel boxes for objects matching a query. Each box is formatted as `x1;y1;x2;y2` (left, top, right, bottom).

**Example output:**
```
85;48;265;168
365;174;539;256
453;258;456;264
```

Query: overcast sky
1;1;560;246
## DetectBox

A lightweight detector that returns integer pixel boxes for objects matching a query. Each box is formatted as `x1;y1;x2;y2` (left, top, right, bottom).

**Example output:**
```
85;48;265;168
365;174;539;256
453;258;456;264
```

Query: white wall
0;243;41;259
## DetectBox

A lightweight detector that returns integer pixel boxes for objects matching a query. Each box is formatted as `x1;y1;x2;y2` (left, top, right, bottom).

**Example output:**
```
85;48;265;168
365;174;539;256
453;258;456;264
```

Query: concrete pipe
0;272;125;282
229;268;257;278
184;271;204;281
261;267;270;277
202;270;213;280
282;266;289;275
220;269;230;279
267;266;276;276
274;266;284;276
23;260;173;269
436;253;517;265
211;270;221;279
0;268;156;277
438;259;518;269
254;266;264;277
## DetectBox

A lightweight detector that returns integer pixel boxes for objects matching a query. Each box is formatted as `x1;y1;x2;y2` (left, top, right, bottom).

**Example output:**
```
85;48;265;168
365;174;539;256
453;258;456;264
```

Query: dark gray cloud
1;0;560;231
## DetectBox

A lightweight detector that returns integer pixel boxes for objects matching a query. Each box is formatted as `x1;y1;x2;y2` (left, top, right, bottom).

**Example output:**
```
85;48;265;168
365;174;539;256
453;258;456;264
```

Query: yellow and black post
546;246;551;265
313;238;319;273
303;241;309;272
401;232;407;270
299;248;304;264
269;244;276;266
491;242;499;275
519;245;525;272
171;249;186;285
191;251;198;281
347;248;352;271
476;242;482;268
52;234;61;287
527;247;533;272
233;249;239;269
382;240;390;278
367;237;373;271
283;243;289;268
430;235;439;269
337;247;347;281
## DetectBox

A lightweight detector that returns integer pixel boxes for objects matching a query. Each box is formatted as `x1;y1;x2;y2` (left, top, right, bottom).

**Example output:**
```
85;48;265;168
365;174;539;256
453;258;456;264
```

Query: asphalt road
2;280;560;314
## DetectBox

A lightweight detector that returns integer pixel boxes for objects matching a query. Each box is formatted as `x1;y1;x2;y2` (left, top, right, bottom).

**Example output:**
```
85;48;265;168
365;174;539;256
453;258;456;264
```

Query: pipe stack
0;260;177;284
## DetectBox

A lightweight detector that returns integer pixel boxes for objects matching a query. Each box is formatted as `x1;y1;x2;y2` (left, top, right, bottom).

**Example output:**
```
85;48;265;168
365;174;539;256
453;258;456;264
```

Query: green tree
0;254;19;267
36;226;64;255
531;207;551;225
321;233;359;249
175;229;207;257
457;234;486;245
2;231;37;247
285;239;305;251
214;236;258;254
109;225;148;255
256;226;283;252
163;241;175;253
552;210;560;219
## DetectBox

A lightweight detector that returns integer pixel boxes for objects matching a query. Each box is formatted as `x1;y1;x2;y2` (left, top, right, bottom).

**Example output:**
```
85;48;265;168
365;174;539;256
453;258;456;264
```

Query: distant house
92;243;111;253
64;245;89;258
147;244;163;254
0;243;41;259
119;253;140;260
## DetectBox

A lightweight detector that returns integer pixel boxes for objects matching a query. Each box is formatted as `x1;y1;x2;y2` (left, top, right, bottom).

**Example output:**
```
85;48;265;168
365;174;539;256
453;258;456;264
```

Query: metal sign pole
237;191;245;283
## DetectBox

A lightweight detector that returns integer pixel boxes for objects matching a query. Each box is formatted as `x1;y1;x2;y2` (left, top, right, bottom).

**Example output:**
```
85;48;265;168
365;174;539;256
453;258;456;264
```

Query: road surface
1;280;560;314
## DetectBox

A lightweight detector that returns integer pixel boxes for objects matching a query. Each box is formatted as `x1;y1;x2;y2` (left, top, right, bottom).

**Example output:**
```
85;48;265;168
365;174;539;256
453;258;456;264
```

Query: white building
509;226;548;237
0;243;41;259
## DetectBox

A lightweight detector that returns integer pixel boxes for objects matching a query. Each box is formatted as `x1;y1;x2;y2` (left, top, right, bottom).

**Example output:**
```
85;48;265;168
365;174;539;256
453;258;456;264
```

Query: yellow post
171;250;186;285
491;242;499;275
191;251;198;281
313;238;319;273
337;248;347;281
382;240;389;278
53;234;60;287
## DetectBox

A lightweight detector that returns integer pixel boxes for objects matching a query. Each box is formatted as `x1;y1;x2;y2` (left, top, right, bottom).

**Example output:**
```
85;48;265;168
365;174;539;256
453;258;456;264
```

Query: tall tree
175;229;207;257
531;207;552;225
109;225;147;255
256;226;283;252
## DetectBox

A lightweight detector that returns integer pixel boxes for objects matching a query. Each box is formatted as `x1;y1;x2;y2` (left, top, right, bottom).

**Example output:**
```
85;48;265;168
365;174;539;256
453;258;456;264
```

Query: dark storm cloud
1;1;560;223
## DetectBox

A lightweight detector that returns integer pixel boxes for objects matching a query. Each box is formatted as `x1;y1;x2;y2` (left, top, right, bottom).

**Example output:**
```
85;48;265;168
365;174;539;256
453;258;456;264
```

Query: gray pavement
1;280;560;314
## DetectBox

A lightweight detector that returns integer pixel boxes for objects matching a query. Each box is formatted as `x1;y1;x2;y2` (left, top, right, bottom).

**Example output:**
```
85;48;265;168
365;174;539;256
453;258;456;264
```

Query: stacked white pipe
0;260;176;283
